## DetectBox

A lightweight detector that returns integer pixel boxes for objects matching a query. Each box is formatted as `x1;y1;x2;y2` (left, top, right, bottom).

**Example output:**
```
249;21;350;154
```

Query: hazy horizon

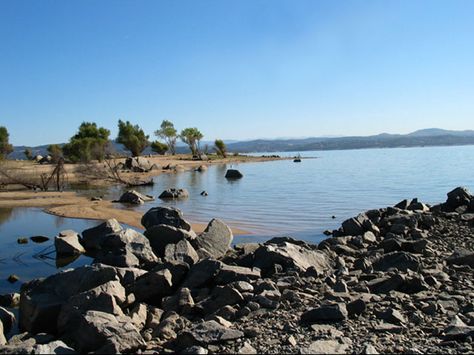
2;0;474;146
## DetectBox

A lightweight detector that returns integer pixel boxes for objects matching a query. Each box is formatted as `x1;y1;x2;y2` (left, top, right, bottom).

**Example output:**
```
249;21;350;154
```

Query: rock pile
1;187;474;354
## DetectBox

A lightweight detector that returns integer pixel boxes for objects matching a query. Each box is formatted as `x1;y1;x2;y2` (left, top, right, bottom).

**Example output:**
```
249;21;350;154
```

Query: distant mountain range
8;128;474;159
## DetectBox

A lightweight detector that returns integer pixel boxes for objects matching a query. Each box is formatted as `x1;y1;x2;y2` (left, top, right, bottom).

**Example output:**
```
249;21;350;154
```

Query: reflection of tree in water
0;208;14;226
53;214;66;229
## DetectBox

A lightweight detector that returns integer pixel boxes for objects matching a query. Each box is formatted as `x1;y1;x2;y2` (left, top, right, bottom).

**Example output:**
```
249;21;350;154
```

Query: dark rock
116;190;154;204
192;219;233;259
225;169;243;179
347;299;366;316
82;219;123;250
341;213;368;235
30;236;49;243
7;275;19;283
445;187;472;211
164;239;199;265
0;293;20;308
178;320;244;347
55;230;85;256
159;188;190;199
182;259;222;289
215;264;261;285
17;238;28;244
0;307;15;334
372;251;420;272
301;303;348;323
141;206;192;231
144;224;196;257
447;249;474;267
132;269;174;303
376;308;407;324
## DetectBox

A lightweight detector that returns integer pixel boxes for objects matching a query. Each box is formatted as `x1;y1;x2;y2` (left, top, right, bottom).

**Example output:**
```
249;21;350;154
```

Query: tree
117;120;149;157
151;141;168;155
180;127;204;157
63;122;110;163
24;148;33;160
47;144;63;163
154;120;177;155
214;139;227;158
0;126;13;160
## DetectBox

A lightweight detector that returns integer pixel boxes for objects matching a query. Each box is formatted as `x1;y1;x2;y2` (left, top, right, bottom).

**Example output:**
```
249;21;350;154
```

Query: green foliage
180;127;204;156
214;139;227;158
0;126;13;160
63;122;110;163
24;148;33;160
151;141;168;155
154;120;177;155
117;120;149;157
47;144;63;163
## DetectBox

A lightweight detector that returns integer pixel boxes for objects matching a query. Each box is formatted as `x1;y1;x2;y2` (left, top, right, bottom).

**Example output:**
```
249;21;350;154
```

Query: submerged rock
116;190;154;204
225;169;243;179
159;188;190;199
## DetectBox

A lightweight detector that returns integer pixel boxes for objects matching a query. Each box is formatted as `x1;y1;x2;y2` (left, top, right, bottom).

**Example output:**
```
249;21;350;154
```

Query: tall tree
154;120;177;155
117;120;149;157
150;141;168;155
214;139;227;158
180;127;204;157
0;126;13;160
63;122;110;162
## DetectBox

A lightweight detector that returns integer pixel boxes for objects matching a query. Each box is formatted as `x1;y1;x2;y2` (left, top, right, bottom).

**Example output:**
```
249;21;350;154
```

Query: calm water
1;145;473;292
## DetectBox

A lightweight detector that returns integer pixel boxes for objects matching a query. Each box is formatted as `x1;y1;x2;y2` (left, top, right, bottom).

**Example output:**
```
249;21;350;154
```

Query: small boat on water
293;154;302;163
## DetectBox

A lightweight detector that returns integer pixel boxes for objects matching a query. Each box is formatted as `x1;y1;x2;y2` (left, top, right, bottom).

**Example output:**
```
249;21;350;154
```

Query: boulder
57;280;126;335
341;214;368;235
125;157;152;172
116;190;154;204
192;219;233;259
0;293;20;308
225;169;243;179
98;228;159;269
33;340;76;354
182;259;223;289
301;303;348;323
253;238;332;276
447;249;474;267
0;307;15;334
162;288;195;314
444;186;472;211
164;239;199;265
54;230;85;256
82;219;123;250
132;269;174;303
215;264;261;285
19;264;119;334
197;286;244;315
144;224;196;256
159;188;190;199
0;321;5;345
178;320;244;347
142;207;192;231
372;251;420;272
65;310;145;353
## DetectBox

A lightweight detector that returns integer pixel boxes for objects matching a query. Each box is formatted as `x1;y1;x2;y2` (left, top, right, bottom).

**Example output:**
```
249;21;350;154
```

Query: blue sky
1;0;474;146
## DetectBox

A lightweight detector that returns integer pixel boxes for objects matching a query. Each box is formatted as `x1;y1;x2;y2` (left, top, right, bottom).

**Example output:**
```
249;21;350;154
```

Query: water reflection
0;208;14;226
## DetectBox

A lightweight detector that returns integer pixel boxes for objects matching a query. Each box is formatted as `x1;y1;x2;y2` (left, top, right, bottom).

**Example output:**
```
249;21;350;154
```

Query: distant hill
8;128;474;159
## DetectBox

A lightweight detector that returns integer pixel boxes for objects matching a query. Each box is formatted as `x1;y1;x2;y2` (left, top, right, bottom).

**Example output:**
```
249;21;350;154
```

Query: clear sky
1;0;474;146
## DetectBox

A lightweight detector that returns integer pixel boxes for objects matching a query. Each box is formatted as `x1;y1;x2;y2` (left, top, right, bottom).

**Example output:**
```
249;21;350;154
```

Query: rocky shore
1;187;474;354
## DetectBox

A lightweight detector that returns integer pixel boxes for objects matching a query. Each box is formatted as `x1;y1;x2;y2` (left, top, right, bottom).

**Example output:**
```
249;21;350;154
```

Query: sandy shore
0;191;249;235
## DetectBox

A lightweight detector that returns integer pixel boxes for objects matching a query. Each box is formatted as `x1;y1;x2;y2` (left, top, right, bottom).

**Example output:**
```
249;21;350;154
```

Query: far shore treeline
0;121;229;163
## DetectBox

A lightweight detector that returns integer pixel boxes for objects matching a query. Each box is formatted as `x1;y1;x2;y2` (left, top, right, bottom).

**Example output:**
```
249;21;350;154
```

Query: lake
1;145;473;293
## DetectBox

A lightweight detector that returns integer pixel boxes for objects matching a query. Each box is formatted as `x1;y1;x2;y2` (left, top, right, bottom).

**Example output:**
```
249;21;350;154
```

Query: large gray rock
164;239;199;265
372;251;420;272
66;310;145;353
54;230;85;256
98;228;159;269
192;219;233;259
144;224;196;257
215;264;261;285
57;280;126;335
33;340;76;354
301;339;351;354
179;320;244;347
19;264;119;334
82;219;123;250
125;157;152;172
117;190;154;205
132;269;174;303
182;259;223;289
301;303;348;323
159;188;190;199
253;239;332;276
0;320;6;346
142;207;192;231
341;214;369;235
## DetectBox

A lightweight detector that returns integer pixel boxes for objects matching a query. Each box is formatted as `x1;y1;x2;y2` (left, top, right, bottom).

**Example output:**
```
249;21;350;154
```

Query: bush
214;139;227;158
63;122;110;163
0;126;13;160
151;141;168;155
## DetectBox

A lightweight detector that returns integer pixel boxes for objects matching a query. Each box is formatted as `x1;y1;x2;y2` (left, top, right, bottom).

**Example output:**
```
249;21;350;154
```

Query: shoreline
0;190;250;235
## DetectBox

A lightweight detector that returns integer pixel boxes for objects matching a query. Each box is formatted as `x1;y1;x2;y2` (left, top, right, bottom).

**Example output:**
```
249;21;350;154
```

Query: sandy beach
0;190;250;235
